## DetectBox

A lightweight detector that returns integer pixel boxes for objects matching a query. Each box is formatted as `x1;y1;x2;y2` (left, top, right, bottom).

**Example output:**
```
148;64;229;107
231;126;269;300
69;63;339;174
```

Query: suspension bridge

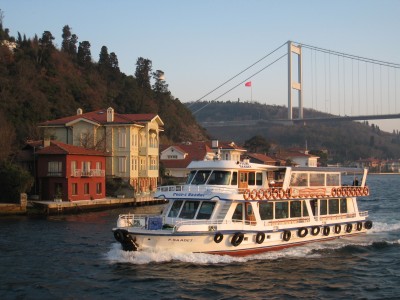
189;41;400;127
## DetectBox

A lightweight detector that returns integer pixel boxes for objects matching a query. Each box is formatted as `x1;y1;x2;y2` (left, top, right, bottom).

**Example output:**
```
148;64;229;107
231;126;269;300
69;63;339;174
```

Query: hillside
0;23;208;156
188;101;400;163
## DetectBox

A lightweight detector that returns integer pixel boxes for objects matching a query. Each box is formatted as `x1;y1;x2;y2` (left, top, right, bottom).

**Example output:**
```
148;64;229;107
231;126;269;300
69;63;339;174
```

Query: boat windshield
207;171;231;185
190;170;212;185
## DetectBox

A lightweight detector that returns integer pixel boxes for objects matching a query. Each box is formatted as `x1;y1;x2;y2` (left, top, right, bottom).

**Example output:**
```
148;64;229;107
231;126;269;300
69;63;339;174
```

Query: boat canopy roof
187;160;286;171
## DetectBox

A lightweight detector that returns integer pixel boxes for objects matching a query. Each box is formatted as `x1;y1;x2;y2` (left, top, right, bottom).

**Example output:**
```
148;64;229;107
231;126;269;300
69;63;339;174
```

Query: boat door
238;171;248;190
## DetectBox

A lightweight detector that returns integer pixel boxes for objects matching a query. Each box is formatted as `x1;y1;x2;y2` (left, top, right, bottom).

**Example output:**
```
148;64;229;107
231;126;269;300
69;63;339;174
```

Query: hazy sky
2;0;400;132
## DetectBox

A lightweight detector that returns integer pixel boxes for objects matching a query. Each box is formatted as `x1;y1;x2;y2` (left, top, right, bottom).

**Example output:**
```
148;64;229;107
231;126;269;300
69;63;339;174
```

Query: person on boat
352;177;359;186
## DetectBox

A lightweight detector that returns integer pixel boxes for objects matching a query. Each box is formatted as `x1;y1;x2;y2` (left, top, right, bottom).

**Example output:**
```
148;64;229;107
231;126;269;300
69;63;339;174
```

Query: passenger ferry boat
112;158;373;256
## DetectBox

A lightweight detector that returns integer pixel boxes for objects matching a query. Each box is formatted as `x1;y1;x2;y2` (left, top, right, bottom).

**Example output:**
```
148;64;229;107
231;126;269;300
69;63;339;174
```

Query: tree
61;25;78;55
98;46;110;67
244;135;270;153
135;57;152;90
0;161;33;203
152;70;169;94
0;112;15;162
109;52;119;70
77;41;91;66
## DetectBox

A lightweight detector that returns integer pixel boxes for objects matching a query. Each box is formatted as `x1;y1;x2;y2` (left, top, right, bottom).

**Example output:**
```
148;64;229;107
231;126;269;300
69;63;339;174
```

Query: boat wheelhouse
112;159;372;256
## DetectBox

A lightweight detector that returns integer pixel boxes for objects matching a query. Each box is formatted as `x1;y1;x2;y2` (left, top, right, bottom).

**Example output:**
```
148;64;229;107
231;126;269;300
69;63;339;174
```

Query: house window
131;156;138;171
84;183;89;195
118;129;126;148
48;161;62;176
150;157;157;170
72;183;78;195
96;161;102;170
82;161;91;176
71;161;77;176
96;183;102;194
167;155;178;159
140;158;146;170
118;157;126;173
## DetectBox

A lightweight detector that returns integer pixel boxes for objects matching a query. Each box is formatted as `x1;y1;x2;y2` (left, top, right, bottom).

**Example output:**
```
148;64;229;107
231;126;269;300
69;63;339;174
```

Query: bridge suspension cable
188;41;288;109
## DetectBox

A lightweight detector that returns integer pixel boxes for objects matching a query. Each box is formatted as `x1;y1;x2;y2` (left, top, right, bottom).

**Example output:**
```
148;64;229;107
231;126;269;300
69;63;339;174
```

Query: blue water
0;175;399;299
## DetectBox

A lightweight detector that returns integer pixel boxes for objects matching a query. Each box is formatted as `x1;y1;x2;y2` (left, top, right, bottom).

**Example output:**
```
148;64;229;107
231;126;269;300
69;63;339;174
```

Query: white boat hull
113;221;371;256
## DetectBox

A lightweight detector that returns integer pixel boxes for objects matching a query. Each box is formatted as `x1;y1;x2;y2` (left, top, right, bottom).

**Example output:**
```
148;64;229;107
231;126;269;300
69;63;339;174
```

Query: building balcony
71;169;105;177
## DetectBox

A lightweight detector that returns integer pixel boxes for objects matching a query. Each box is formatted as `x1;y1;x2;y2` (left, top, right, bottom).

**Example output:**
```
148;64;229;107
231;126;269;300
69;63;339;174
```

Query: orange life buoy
285;188;292;199
243;189;251;200
336;187;342;197
264;188;272;200
331;187;337;197
278;189;285;199
271;188;279;199
257;189;265;200
363;186;369;196
250;189;258;200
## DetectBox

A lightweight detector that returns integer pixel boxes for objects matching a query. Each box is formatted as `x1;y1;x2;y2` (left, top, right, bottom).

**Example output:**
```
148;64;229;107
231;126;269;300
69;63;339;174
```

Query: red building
36;141;107;201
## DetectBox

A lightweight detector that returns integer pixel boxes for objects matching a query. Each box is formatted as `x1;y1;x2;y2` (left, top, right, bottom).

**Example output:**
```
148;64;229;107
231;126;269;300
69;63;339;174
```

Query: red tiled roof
160;142;212;169
36;141;107;156
38;109;159;126
245;153;277;164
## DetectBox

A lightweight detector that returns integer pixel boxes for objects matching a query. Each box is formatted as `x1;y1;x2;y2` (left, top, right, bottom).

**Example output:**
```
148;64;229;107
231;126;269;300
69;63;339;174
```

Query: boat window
167;200;184;218
302;201;309;217
248;172;256;185
310;173;325;186
290;201;302;218
178;201;200;219
191;170;211;185
196;202;216;219
275;202;288;219
340;198;347;213
329;199;339;214
256;172;263;185
231;172;238;185
232;203;243;221
207;171;231;185
290;173;308;186
259;202;273;220
326;173;340;186
186;171;197;184
320;199;328;215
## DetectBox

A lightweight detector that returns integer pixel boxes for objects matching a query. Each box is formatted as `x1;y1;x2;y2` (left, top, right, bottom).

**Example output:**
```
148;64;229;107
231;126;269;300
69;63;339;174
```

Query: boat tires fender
346;224;353;233
214;232;224;243
334;224;341;234
231;232;244;247
311;226;320;236
323;226;330;236
114;229;126;243
356;222;363;231
282;230;291;242
255;232;265;244
298;227;308;238
364;220;373;230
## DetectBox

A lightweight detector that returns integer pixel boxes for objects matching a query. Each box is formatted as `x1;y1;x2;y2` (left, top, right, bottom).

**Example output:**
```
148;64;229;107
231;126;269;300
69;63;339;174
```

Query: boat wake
105;220;399;265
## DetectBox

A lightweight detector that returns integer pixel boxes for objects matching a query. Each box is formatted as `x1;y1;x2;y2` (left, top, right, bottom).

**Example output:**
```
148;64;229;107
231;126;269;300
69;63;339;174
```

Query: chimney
107;107;114;122
44;136;51;147
77;108;83;115
211;140;218;149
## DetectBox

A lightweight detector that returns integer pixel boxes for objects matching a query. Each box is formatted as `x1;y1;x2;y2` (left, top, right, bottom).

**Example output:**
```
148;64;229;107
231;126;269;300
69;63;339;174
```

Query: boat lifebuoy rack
231;232;244;247
214;232;224;243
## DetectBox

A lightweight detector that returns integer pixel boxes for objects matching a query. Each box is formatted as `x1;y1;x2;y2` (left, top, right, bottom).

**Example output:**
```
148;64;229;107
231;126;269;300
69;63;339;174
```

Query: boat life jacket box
146;216;163;230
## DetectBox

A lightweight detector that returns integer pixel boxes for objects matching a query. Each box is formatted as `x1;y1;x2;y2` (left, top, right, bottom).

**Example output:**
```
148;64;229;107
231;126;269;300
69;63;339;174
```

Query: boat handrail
157;184;242;194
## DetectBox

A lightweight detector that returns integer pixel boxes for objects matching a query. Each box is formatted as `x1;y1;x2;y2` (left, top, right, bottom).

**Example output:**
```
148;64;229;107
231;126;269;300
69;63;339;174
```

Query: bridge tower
288;41;303;119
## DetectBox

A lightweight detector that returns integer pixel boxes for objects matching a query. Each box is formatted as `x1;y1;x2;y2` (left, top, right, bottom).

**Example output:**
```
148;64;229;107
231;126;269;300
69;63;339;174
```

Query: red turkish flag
245;81;252;87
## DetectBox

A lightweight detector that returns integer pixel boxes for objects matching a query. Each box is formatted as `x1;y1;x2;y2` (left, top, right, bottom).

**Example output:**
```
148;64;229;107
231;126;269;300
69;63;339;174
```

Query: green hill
0;23;208;159
187;101;400;163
